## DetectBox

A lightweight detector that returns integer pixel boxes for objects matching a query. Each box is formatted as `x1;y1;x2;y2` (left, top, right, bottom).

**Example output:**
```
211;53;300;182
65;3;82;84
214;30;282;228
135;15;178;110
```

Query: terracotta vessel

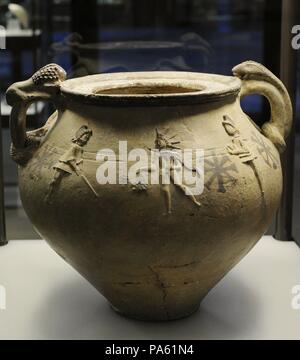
6;61;292;321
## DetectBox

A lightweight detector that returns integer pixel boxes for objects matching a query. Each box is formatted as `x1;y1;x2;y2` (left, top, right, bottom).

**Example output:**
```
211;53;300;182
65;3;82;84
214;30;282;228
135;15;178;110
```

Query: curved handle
232;61;293;153
6;63;67;165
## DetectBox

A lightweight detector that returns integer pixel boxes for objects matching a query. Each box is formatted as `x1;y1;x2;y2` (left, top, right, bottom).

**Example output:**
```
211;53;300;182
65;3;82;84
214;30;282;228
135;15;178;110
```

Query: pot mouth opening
60;71;241;106
92;82;206;95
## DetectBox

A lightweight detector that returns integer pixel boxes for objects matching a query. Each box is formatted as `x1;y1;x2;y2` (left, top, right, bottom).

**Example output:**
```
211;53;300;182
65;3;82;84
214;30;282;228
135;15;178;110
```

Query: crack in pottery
148;266;170;320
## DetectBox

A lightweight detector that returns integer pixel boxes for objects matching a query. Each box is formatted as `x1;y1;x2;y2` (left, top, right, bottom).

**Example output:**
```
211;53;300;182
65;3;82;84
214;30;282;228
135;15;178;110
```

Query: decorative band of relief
43;143;228;162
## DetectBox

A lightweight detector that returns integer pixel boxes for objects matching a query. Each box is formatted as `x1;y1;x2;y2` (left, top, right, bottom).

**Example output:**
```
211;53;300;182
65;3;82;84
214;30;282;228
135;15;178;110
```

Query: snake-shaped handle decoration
6;63;67;165
233;61;293;153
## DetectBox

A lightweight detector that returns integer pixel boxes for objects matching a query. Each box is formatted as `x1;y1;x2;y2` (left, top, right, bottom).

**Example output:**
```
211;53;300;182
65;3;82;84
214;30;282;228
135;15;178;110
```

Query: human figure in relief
137;129;201;214
45;125;98;204
222;115;256;163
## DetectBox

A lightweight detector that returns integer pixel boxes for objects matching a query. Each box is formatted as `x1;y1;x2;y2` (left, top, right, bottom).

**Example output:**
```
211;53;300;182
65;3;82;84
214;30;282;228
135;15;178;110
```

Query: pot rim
60;71;241;106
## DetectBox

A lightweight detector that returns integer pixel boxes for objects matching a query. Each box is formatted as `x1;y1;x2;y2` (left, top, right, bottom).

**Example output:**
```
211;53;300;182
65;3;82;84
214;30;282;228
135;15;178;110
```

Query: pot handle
6;63;67;165
232;61;293;153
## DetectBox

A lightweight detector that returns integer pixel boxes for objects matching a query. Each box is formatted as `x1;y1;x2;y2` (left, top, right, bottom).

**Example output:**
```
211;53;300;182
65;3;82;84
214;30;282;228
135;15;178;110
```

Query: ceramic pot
6;61;292;321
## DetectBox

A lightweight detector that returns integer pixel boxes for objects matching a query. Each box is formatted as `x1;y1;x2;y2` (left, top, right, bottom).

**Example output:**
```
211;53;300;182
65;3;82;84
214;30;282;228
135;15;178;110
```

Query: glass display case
0;0;298;242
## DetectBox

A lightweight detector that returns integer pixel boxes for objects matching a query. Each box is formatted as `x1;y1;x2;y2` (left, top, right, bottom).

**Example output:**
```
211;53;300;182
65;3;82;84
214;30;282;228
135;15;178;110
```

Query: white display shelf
0;236;299;340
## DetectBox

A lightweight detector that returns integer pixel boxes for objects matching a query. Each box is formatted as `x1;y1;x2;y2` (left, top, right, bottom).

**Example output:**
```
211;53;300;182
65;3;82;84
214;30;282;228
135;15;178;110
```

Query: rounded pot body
7;63;292;320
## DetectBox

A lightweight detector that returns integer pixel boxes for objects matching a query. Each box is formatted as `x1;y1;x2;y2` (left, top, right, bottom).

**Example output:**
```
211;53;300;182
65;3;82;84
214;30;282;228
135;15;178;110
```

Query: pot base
109;302;201;322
